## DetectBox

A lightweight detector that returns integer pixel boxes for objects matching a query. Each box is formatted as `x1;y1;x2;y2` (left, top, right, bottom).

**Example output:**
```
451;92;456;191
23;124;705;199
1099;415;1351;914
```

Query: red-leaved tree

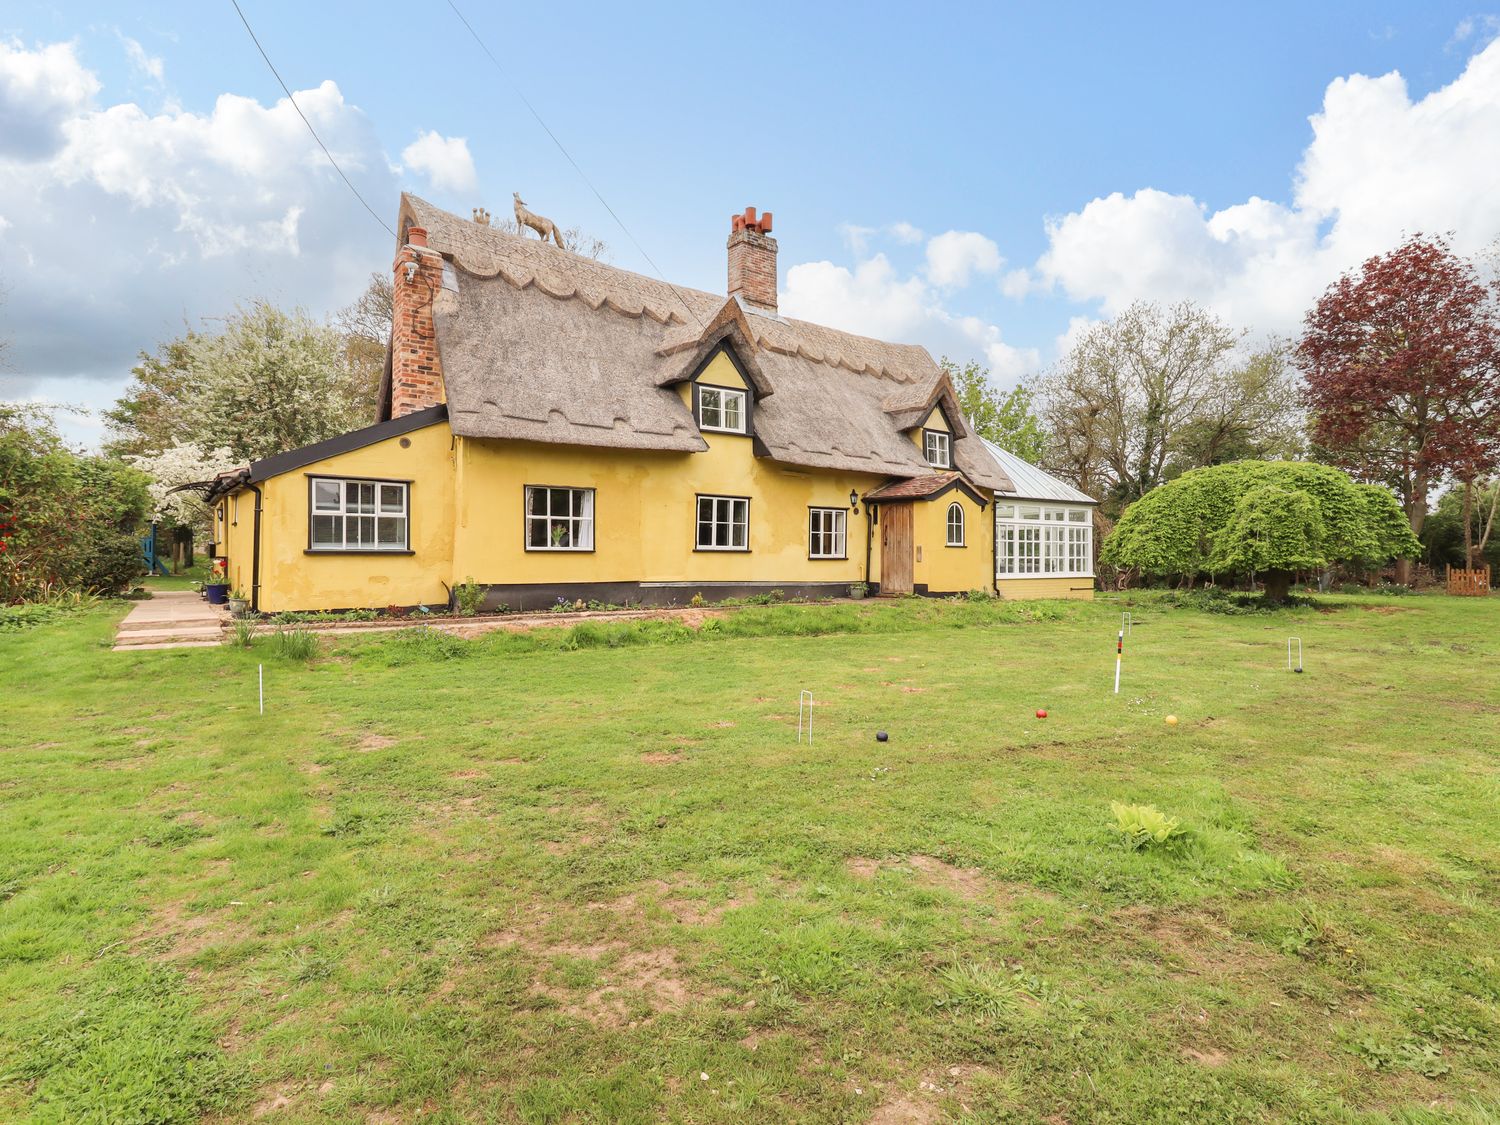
1297;235;1500;581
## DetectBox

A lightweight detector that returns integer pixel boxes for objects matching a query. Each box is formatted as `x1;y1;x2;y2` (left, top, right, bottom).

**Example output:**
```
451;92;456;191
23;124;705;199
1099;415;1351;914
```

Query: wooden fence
1447;566;1491;596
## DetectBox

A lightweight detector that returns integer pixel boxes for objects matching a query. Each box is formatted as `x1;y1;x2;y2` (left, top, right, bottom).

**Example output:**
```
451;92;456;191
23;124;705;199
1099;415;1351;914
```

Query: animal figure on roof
513;192;565;247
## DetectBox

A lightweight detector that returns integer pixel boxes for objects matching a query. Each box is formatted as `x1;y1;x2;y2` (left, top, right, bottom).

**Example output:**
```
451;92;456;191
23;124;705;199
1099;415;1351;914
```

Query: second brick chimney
727;206;777;312
389;225;446;419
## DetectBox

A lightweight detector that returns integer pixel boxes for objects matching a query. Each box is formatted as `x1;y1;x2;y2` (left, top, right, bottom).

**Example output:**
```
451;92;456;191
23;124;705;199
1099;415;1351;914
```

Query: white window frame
808;507;847;559
698;385;748;434
696;494;750;551
946;501;965;546
525;486;595;552
996;503;1092;578
309;477;409;553
923;429;952;468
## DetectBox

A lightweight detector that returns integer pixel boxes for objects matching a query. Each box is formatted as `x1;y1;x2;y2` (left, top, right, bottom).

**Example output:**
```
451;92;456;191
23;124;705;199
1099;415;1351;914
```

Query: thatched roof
396;194;1013;490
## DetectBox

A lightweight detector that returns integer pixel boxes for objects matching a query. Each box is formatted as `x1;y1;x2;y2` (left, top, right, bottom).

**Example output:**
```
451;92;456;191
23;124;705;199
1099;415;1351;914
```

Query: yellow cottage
207;197;1095;613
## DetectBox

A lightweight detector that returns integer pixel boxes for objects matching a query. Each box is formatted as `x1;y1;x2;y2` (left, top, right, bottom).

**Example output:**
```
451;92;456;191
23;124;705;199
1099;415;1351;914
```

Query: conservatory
983;440;1098;599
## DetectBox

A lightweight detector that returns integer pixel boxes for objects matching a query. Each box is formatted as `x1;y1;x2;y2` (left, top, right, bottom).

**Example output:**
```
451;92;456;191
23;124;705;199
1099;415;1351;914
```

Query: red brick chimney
727;206;777;312
389;225;446;418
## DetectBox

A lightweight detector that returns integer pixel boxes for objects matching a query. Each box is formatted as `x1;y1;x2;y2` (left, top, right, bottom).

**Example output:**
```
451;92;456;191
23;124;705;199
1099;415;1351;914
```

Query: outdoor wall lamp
849;489;860;514
403;261;419;283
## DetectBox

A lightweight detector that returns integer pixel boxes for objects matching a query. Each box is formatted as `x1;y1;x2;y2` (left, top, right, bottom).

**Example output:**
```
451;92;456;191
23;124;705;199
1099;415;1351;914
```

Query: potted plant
849;580;868;600
227;587;250;617
204;561;230;606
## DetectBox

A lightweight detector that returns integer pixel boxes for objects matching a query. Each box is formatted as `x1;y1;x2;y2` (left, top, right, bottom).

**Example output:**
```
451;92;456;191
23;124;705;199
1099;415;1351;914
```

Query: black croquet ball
875;731;889;742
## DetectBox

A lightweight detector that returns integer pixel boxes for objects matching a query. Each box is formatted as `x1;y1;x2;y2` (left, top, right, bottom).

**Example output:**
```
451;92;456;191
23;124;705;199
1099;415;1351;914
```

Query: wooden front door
880;503;914;595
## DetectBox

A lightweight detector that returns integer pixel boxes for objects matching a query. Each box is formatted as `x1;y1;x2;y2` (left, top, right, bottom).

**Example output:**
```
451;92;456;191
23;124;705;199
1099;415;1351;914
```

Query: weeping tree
1101;460;1420;601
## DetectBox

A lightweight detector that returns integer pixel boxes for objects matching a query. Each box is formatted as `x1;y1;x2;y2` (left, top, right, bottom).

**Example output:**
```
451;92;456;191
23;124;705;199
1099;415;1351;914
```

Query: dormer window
923;429;951;468
698;386;747;434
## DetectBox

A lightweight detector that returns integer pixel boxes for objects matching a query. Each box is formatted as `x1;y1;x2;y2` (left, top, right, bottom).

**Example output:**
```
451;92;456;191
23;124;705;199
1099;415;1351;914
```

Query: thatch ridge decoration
399;193;1013;488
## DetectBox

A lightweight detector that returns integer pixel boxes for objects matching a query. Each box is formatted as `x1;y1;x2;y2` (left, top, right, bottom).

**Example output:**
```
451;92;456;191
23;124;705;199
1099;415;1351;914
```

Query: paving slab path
113;590;227;651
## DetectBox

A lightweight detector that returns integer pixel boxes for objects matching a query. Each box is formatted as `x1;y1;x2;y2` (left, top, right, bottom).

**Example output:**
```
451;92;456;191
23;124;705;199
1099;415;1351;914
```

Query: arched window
946;501;965;546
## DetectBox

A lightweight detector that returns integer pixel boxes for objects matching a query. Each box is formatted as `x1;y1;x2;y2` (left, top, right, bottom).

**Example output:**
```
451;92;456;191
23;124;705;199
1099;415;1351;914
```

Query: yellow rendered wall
243;422;456;613
912;489;992;594
995;576;1095;600
907;404;951;456
229;350;1021;609
216;496;254;596
451;353;890;588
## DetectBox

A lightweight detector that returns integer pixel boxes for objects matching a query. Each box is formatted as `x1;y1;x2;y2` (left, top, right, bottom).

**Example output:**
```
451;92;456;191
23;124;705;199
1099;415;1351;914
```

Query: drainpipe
864;501;875;594
246;484;263;613
992;503;1000;596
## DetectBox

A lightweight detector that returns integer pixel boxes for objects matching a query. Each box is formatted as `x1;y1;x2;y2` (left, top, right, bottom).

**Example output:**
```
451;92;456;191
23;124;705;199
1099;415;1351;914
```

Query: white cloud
1034;39;1500;335
838;222;876;255
839;220;926;256
400;130;477;194
781;253;1038;382
924;230;1003;288
0;38;100;159
0;41;396;433
1449;14;1500;50
999;268;1031;299
120;35;164;83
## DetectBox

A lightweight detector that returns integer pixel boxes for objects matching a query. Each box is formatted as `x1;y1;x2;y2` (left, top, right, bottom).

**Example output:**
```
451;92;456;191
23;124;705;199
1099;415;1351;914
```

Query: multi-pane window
696;495;749;550
698;386;747;433
525;486;595;551
808;507;847;559
924;430;951;468
1067;525;1089;572
310;478;408;551
995;504;1092;577
946;502;965;546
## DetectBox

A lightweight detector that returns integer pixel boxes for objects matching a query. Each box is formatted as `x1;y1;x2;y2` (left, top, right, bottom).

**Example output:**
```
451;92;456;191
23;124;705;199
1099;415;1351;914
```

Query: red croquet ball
1035;709;1048;719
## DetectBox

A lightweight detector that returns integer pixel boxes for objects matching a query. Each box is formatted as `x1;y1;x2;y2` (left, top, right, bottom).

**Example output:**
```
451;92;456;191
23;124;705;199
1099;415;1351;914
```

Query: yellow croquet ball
1164;715;1179;727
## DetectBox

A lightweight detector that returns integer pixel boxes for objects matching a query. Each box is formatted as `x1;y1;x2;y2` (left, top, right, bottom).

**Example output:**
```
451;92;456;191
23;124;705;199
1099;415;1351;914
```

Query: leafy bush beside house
1101;459;1420;600
0;403;150;602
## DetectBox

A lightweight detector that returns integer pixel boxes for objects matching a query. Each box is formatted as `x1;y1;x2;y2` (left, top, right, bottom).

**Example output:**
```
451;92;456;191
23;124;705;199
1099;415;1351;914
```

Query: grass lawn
2;592;1497;1123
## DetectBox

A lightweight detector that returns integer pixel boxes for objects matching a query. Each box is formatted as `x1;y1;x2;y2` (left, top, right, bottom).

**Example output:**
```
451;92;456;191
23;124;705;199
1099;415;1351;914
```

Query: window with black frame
525;486;595;551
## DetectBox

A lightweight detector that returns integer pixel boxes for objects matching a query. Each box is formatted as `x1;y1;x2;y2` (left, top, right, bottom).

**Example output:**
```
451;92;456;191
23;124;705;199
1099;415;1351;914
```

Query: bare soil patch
846;854;1048;907
358;734;398;751
1184;1046;1229;1067
868;1065;996;1124
1112;905;1277;980
484;911;704;1027
640;752;685;765
137;901;255;962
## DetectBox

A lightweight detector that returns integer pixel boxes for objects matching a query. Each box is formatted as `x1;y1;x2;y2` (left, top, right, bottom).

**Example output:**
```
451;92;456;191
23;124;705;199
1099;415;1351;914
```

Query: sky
3;1;1500;448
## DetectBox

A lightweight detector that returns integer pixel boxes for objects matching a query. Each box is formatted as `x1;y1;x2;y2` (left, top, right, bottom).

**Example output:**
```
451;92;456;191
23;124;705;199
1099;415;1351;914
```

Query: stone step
118;618;223;634
115;628;225;645
113;639;225;651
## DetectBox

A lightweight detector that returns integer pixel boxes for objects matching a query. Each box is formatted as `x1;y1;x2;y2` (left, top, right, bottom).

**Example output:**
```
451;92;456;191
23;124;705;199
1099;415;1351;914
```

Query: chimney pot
407;225;429;248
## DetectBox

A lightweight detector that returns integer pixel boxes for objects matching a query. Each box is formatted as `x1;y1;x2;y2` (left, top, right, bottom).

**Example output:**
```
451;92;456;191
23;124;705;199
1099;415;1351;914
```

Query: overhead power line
443;0;704;327
229;0;397;239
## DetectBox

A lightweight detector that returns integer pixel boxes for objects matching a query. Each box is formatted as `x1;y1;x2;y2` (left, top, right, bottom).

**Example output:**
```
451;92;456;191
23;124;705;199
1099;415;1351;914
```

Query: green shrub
269;608;379;625
227;618;256;649
273;627;318;662
1110;802;1188;851
452;577;485;617
0;591;102;632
